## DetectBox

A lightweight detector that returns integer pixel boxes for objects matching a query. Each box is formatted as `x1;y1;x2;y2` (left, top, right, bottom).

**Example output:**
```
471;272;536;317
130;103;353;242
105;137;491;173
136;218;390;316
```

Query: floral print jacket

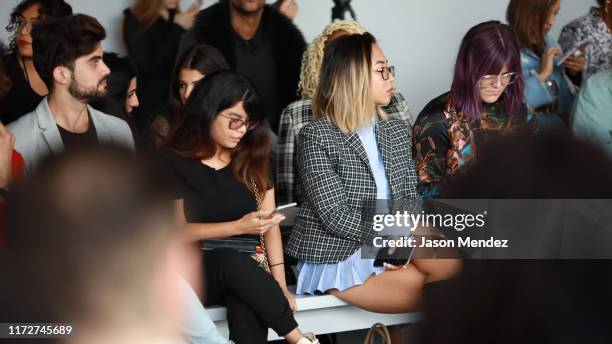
412;92;528;198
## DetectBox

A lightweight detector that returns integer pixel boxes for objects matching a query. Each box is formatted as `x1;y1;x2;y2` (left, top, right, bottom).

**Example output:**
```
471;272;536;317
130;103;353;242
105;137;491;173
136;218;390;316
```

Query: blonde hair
313;32;385;133
298;20;366;99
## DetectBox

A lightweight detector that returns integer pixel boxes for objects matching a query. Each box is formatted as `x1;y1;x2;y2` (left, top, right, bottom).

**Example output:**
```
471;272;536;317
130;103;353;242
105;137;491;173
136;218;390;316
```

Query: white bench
207;286;421;341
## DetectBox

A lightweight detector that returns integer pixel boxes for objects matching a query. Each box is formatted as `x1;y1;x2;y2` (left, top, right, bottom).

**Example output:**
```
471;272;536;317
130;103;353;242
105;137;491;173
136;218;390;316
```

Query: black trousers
202;249;298;344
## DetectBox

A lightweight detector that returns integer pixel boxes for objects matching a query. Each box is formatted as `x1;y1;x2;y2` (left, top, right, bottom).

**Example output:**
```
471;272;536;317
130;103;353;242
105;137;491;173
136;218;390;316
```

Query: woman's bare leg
412;259;462;284
329;263;425;313
328;259;462;313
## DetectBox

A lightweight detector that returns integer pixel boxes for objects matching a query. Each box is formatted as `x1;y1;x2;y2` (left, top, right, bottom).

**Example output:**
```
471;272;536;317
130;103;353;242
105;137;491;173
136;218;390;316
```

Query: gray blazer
9;97;135;173
286;116;419;264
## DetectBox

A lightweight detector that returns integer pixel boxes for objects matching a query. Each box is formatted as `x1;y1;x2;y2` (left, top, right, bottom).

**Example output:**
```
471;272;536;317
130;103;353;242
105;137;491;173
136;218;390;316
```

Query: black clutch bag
202;237;260;254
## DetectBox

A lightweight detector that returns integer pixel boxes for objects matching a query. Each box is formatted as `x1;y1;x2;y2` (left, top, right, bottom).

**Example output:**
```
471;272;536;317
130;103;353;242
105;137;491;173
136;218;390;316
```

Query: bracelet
269;262;285;267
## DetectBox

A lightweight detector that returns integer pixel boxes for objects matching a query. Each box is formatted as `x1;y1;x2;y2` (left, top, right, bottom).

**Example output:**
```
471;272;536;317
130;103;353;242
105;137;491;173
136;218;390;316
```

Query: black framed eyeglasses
219;113;259;131
479;72;519;88
375;65;395;81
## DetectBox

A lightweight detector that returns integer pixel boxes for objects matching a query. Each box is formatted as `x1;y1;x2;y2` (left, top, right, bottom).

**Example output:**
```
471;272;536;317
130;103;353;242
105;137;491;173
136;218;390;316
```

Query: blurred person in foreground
0;144;227;344
418;132;612;344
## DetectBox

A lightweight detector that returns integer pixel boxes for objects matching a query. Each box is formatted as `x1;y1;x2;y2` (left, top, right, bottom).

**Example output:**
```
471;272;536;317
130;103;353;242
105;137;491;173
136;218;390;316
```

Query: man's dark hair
31;14;105;90
5;0;73;53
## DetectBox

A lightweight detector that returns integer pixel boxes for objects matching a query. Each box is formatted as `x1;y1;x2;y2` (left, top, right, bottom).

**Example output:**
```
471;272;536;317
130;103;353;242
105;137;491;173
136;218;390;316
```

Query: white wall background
0;0;596;115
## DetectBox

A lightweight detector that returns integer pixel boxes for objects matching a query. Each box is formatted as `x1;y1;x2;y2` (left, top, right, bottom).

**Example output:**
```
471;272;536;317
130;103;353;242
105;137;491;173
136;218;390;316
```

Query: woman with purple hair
412;21;529;198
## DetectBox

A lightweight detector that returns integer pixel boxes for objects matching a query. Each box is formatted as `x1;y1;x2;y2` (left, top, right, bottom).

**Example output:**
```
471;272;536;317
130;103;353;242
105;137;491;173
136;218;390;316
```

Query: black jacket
190;0;306;132
122;8;186;130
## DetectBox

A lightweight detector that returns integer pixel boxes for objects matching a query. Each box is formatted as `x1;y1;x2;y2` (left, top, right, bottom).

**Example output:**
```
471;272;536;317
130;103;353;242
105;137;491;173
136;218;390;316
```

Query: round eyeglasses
479;72;518;88
375;65;395;81
219;113;259;131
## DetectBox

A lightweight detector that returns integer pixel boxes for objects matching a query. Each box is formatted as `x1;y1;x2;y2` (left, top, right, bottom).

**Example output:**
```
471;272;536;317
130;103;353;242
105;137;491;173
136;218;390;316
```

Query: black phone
373;242;415;267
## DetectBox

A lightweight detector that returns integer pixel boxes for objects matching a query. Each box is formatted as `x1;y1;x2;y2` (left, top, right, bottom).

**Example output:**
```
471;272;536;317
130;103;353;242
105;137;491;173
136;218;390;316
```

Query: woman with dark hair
91;53;139;120
148;43;229;148
122;0;200;130
0;0;72;124
559;0;612;83
161;71;318;344
412;21;528;199
507;0;575;130
89;53;141;148
286;33;459;319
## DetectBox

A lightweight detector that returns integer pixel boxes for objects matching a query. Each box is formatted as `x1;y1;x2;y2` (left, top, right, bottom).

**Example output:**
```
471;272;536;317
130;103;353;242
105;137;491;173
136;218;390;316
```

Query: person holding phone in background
161;70;318;344
559;0;612;85
507;0;575;131
122;0;201;132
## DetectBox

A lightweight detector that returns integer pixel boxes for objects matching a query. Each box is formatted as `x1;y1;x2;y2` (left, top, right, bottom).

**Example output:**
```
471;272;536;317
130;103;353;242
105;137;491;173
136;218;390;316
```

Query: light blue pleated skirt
296;248;384;295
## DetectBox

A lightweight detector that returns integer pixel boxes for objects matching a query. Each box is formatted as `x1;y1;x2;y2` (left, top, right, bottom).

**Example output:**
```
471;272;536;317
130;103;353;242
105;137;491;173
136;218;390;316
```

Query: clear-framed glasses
375;65;395;81
479;72;519;88
15;18;40;31
219;113;259;131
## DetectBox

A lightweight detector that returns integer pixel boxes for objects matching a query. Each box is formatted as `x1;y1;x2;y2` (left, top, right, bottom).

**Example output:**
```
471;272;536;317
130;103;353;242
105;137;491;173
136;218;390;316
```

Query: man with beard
8;14;134;173
179;0;305;133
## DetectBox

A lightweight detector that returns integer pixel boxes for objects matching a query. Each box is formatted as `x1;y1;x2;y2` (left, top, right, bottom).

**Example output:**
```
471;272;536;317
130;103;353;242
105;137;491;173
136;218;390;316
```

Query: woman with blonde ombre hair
122;0;200;130
286;33;460;314
276;21;413;204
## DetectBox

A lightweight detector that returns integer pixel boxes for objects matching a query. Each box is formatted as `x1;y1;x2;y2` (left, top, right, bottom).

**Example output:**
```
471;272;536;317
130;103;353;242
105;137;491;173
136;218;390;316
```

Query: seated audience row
1;0;612;343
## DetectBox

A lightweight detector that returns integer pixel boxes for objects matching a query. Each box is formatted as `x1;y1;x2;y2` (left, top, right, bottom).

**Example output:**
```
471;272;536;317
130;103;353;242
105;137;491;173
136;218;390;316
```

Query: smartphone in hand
557;41;588;66
264;203;298;221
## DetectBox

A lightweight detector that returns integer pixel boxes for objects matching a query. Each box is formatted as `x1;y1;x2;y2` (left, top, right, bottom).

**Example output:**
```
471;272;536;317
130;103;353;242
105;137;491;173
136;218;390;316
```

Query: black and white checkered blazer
286;116;419;264
275;91;413;205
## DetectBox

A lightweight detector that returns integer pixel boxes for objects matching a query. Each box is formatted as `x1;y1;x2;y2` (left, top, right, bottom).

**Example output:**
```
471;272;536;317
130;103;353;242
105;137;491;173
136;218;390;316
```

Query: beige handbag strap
364;323;392;344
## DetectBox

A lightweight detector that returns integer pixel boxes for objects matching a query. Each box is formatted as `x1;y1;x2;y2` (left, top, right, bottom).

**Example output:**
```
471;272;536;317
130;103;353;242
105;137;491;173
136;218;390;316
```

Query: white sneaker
296;332;319;344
